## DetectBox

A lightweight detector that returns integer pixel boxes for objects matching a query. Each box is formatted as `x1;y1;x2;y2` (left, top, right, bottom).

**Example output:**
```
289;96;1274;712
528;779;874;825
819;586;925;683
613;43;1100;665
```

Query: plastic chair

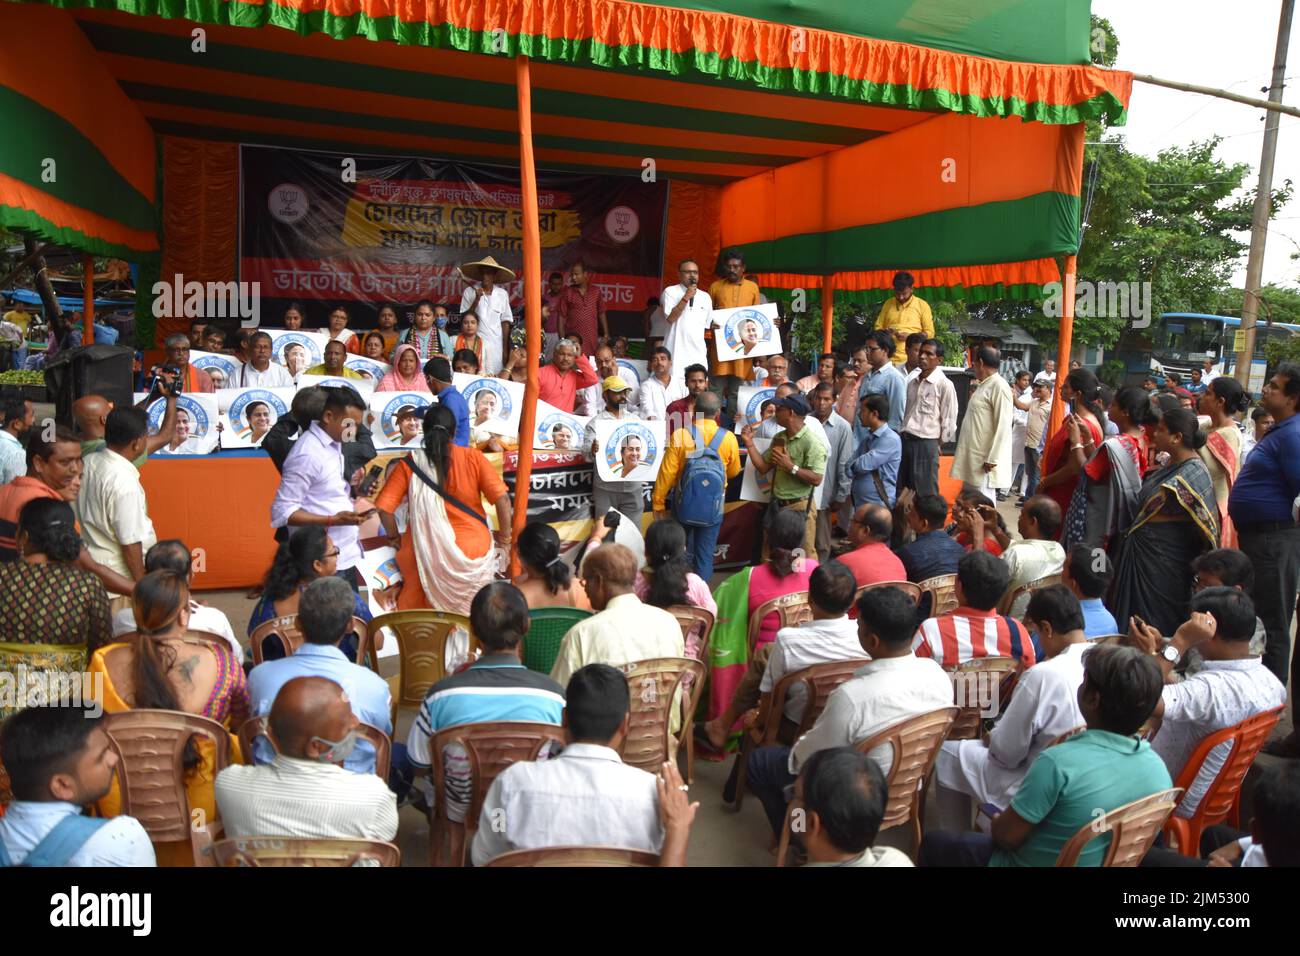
524;608;592;675
777;706;958;866
998;573;1062;616
1055;788;1183;867
485;846;660;867
428;720;564;867
102;709;232;866
249;614;372;667
943;656;1019;740
1162;706;1284;856
855;580;923;605
618;658;705;777
367;611;478;723
917;574;959;617
235;715;392;779
206;837;400;867
730;658;870;810
666;604;716;782
746;590;812;655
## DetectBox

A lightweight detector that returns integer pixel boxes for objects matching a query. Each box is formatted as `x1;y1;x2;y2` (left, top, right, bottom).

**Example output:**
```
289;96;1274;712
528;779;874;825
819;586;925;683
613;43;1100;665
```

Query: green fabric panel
735;192;1081;273
120;82;833;168
761;282;1048;307
0;86;157;233
54;2;1125;125
0;204;158;261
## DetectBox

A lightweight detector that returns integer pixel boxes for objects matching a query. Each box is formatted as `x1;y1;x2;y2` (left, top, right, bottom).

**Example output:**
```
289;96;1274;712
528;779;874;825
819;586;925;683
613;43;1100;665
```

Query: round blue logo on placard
345;356;388;381
615;358;642;388
379;393;431;443
148;395;210;437
537;412;582;451
605;422;657;477
723;308;773;355
191;354;239;389
371;557;401;589
229;389;288;440
273;332;323;371
463;378;512;425
744;387;777;425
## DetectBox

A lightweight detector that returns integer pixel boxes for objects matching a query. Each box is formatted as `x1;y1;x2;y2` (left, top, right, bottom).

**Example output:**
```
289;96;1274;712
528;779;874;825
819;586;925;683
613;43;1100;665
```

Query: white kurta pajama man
950;372;1013;495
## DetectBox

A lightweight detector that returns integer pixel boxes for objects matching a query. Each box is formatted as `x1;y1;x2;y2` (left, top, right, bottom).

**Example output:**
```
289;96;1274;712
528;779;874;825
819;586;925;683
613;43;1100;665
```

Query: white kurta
659;284;712;378
950;372;1013;488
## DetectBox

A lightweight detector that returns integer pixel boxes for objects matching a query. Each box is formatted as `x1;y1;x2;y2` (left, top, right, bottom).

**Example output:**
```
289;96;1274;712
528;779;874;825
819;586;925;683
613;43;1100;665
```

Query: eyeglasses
323;548;341;559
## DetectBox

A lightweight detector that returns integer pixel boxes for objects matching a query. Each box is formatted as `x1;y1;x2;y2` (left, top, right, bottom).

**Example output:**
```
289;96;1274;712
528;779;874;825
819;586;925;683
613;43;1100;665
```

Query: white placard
740;436;775;503
143;393;220;454
614;357;648;390
592;417;666;483
367;391;433;450
345;355;391;383
533;401;589;452
712;302;782;361
267;330;329;377
189;350;240;390
357;546;402;659
738;384;778;427
454;373;524;438
214;387;294;448
296;373;375;398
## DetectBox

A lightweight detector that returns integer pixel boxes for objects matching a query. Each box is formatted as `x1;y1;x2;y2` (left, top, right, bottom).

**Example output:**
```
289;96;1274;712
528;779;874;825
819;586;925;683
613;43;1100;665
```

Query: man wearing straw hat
458;255;515;376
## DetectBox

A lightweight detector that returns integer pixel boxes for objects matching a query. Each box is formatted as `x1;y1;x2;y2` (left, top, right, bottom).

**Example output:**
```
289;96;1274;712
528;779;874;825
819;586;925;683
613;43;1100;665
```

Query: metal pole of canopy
821;275;834;353
82;254;94;346
511;54;544;573
1048;254;1076;438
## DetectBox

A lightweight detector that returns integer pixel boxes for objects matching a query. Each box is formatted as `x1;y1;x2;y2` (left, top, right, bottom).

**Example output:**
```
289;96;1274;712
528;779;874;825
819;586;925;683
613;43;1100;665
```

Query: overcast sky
1094;0;1299;290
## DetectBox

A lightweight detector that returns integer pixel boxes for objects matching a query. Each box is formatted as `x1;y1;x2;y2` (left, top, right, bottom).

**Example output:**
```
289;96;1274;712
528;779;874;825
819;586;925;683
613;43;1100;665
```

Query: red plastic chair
1161;706;1283;856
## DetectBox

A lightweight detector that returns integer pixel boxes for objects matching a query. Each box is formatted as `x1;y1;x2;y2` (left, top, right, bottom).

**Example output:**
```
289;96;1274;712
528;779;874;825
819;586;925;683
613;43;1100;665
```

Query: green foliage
1098;359;1127;388
1208;283;1300;326
786;303;846;361
928;300;968;359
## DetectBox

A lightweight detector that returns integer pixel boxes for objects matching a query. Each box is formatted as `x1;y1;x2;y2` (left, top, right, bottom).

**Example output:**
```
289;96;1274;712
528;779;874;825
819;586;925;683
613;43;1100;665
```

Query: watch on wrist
1161;643;1181;665
789;462;799;475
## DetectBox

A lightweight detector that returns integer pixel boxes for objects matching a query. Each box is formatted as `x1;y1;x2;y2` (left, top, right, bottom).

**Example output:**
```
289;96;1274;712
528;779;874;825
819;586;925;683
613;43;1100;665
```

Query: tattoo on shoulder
178;655;200;684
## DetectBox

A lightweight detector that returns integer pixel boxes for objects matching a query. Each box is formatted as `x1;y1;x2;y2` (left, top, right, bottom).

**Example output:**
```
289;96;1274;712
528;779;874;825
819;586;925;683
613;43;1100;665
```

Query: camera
155;365;183;397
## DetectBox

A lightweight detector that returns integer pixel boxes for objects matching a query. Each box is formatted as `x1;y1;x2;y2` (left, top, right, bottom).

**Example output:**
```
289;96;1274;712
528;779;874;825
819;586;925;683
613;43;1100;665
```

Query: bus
1111;312;1300;392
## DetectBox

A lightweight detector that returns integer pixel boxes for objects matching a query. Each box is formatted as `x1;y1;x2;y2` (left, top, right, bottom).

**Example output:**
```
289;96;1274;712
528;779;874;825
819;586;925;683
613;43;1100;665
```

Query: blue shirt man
1079;597;1119;639
1230;410;1300;526
859;345;907;436
849;422;901;507
425;356;470;447
899;529;966;584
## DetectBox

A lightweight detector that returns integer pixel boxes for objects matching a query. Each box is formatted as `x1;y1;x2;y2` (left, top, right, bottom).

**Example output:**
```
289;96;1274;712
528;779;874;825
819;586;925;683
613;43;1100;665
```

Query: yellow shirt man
875;294;934;364
304;363;364;379
652;417;742;513
3;309;31;336
708;277;760;379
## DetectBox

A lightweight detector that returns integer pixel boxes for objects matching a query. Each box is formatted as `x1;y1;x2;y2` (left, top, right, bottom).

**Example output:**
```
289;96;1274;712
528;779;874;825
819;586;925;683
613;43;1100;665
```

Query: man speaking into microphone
661;258;713;383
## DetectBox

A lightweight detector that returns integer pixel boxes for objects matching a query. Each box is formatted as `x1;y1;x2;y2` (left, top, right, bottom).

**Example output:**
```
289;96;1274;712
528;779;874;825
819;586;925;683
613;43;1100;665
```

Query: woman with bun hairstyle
1198;376;1251;548
1063;385;1156;552
1035;368;1106;528
513;522;591;610
1112;407;1219;635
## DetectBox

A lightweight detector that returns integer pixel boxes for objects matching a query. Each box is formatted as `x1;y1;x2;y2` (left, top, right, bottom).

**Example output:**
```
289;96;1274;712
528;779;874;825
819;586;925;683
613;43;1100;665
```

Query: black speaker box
43;344;136;427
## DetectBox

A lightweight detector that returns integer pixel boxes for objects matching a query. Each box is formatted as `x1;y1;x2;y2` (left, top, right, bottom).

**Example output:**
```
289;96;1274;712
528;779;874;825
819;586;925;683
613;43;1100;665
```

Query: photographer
152;333;214;393
73;369;180;465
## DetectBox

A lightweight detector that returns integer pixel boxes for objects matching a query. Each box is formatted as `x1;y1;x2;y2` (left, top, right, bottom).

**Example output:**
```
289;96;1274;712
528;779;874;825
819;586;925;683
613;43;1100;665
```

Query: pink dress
635;571;716;658
748;559;820;648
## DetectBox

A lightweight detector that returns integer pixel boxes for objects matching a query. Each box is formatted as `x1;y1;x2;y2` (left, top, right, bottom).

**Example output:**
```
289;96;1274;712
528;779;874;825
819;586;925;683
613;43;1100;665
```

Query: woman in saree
375;343;431;393
1198;376;1249;549
1035;368;1106;531
1111;408;1220;637
90;570;248;866
374;403;513;616
1062;385;1154;552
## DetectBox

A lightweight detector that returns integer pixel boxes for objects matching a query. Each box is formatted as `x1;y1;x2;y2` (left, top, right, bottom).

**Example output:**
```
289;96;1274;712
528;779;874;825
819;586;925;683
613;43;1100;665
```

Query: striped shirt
912;606;1040;669
214;755;399;841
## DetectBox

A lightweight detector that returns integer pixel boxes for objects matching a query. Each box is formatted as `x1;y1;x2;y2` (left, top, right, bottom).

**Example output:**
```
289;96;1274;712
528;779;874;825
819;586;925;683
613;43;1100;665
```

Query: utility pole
1235;0;1295;387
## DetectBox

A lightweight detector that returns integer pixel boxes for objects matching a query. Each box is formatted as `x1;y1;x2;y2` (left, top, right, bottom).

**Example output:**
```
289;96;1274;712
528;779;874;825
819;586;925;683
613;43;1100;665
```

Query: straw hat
460;255;516;283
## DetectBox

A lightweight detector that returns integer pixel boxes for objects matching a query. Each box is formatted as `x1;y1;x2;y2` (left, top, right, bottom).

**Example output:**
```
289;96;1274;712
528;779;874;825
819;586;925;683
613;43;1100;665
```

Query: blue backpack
0;812;109;867
675;425;728;527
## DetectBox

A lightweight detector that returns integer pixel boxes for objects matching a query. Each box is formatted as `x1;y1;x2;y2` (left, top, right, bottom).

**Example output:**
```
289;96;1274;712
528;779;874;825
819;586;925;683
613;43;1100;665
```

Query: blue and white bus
1112;312;1300;392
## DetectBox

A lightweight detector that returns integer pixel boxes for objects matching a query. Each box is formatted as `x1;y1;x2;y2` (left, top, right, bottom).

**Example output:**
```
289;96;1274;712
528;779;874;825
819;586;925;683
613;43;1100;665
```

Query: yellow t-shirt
304;364;363;379
3;310;30;335
875;296;935;363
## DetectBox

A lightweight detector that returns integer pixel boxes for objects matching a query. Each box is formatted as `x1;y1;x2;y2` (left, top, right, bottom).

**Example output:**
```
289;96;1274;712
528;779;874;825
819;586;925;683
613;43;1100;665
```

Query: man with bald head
550;543;684;687
838;502;907;589
214;676;398;841
75;385;178;466
998;494;1066;605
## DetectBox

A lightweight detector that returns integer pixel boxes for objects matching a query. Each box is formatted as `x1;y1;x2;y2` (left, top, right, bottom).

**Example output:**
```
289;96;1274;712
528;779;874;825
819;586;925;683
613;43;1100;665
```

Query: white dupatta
404;449;502;616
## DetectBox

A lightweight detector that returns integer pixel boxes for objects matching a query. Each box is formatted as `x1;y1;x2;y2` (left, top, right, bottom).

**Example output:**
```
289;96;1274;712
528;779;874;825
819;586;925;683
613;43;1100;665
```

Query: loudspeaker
43;344;136;427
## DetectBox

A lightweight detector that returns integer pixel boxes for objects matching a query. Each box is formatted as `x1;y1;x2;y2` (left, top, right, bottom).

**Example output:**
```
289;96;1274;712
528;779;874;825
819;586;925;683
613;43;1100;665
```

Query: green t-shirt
81;439;149;470
765;423;828;502
990;729;1172;867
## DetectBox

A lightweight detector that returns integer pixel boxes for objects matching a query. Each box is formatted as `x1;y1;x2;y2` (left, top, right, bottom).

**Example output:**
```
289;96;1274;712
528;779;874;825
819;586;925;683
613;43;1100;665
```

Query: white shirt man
1002;538;1066;596
935;641;1087;809
77;448;157;579
0;802;155;866
459;284;512;375
238;360;294;388
761;616;866;724
637;374;687;422
215;756;398;841
470;743;662;864
900;367;958;443
660;282;712;376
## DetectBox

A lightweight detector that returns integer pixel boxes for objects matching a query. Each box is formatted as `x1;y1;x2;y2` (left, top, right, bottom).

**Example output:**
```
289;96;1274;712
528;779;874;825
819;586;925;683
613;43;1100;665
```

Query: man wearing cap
537;338;600;413
874;272;934;366
459;256;514;375
583;376;646;526
395;406;423;446
424;357;470;448
742;392;827;556
557;259;608;358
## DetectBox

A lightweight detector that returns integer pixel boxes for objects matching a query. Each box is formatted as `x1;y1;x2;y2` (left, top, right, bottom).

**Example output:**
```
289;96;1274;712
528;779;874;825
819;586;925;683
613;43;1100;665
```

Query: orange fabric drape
755;258;1062;293
663;181;724;290
158;136;239;343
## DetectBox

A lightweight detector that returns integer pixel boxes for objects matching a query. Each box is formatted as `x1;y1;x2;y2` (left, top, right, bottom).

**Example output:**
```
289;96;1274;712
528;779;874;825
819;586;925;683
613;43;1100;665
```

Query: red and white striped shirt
912;606;1039;669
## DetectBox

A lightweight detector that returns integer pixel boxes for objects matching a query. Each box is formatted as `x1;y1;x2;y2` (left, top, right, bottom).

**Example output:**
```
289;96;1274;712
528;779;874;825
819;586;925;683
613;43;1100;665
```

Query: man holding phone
661;259;712;380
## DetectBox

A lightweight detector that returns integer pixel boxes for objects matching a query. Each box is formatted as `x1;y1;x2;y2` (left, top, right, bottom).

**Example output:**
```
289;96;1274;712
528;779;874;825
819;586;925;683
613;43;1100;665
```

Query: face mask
435;315;448;329
310;728;360;763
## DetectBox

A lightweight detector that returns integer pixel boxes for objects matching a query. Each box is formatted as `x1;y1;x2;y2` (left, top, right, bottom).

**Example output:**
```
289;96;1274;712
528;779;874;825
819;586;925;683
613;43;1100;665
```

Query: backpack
675;425;728;528
0;812;109;867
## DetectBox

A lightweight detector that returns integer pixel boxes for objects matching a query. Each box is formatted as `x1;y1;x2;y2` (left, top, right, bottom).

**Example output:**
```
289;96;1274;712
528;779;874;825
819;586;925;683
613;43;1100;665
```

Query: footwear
1262;732;1300;759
